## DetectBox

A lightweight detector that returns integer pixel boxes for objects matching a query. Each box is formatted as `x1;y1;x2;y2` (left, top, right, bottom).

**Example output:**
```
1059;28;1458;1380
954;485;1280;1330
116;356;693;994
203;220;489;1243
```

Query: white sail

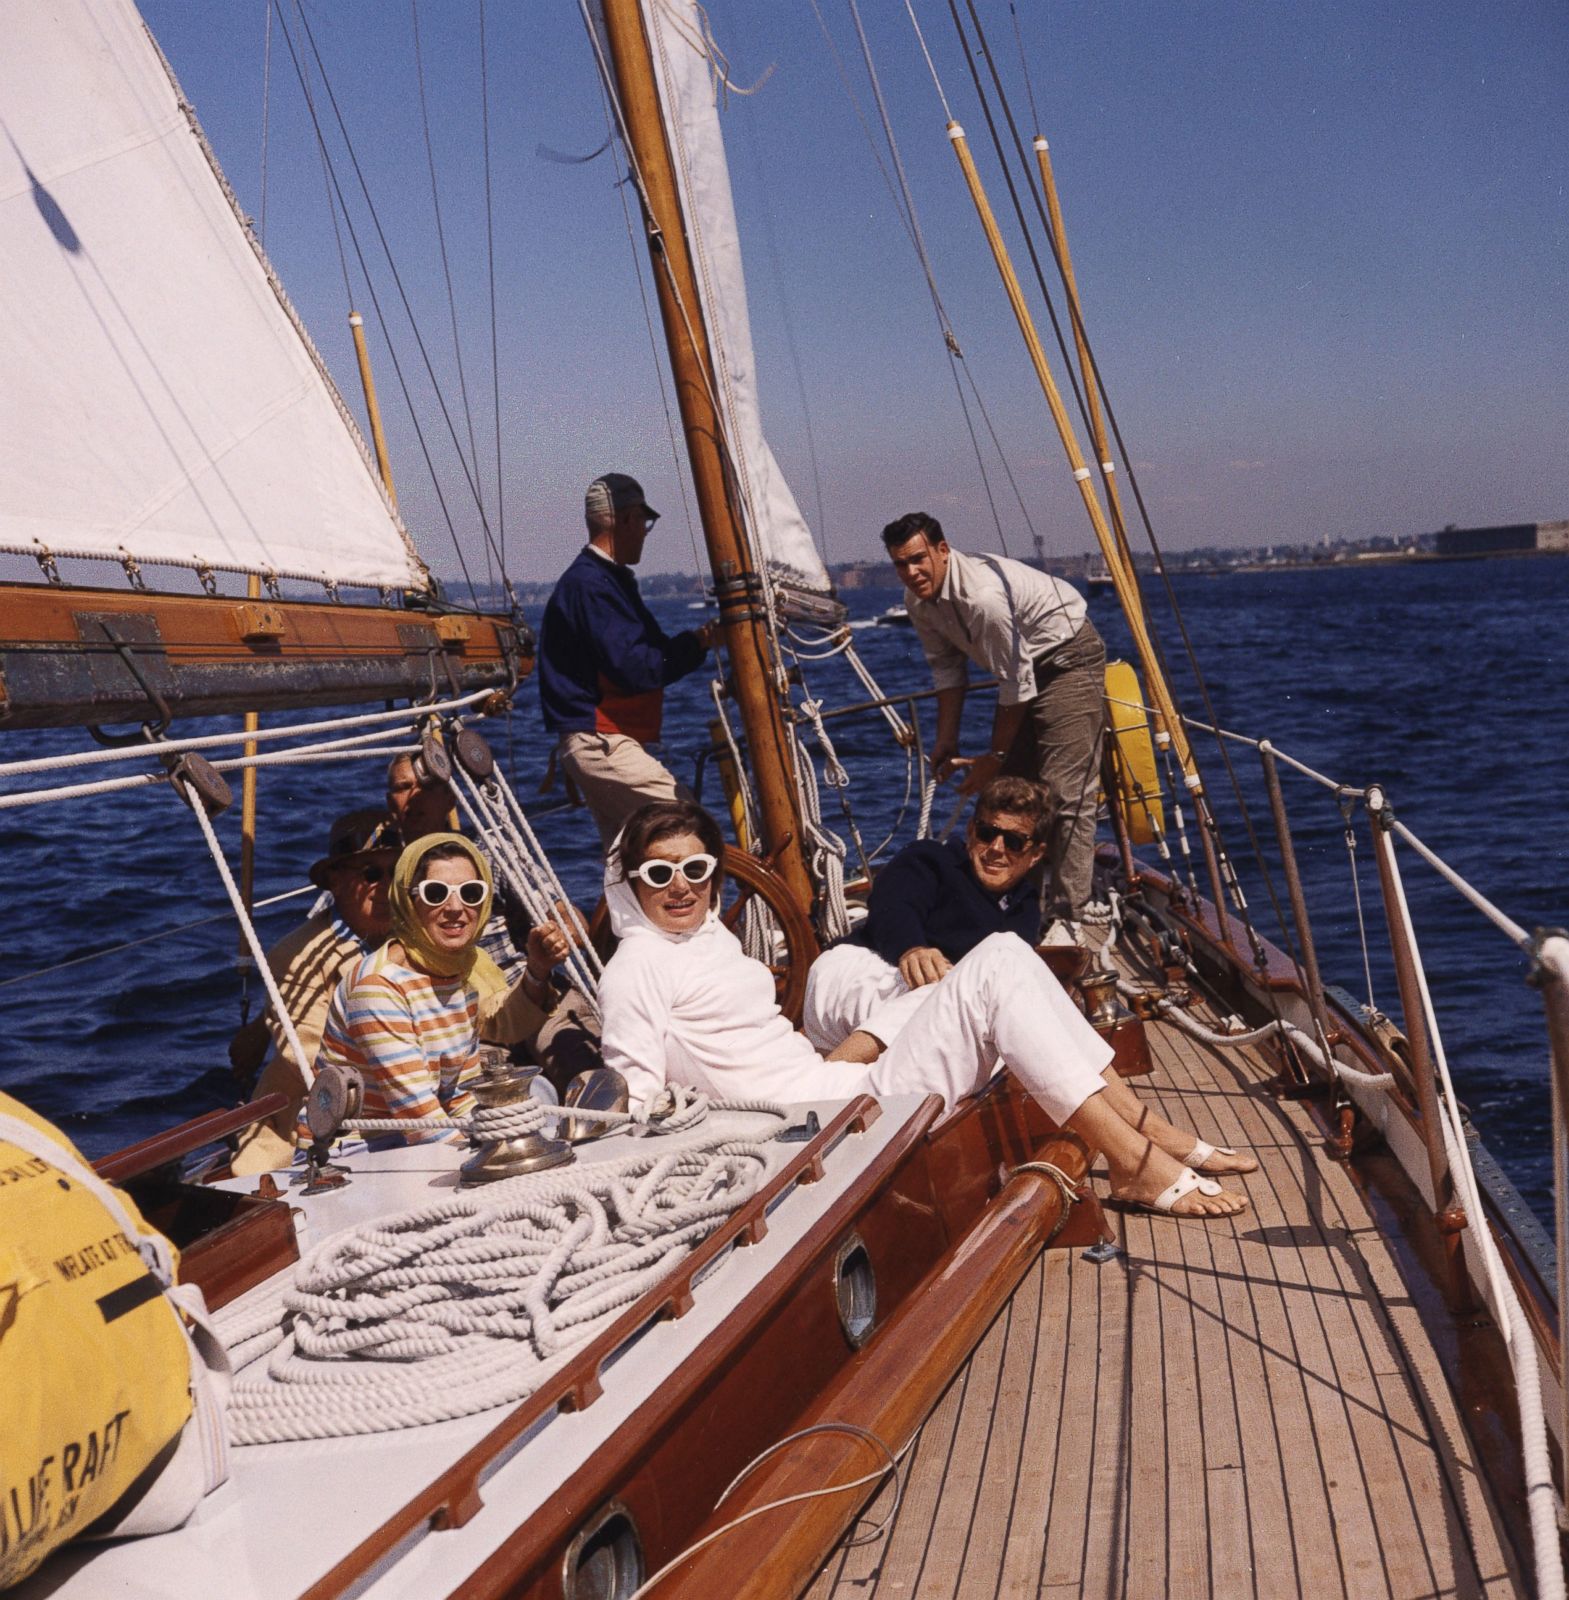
0;0;427;593
635;0;835;602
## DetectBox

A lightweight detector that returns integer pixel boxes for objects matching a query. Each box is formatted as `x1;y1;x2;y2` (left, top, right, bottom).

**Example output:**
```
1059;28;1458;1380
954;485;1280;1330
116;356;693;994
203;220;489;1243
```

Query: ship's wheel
587;846;820;1024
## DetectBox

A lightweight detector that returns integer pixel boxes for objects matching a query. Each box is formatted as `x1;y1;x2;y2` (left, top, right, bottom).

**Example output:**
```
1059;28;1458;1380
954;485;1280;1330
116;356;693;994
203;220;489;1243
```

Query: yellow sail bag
0;1094;229;1589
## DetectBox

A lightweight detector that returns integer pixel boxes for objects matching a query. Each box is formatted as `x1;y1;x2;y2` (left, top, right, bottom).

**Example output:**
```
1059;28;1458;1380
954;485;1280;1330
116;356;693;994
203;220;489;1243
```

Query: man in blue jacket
539;473;715;846
803;777;1049;1055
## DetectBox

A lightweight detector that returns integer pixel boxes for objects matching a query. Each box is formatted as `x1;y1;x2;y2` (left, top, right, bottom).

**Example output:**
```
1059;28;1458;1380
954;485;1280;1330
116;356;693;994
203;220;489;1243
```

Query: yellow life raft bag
0;1093;231;1589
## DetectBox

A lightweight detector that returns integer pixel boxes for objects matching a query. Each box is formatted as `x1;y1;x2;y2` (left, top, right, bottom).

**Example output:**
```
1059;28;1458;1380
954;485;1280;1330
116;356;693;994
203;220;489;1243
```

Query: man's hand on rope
928;742;961;783
954;750;1004;796
899;945;953;989
525;924;571;1000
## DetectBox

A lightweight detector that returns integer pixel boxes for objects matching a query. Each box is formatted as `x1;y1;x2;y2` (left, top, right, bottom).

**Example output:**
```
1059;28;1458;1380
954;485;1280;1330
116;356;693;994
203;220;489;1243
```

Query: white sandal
1109;1165;1245;1218
1187;1138;1259;1175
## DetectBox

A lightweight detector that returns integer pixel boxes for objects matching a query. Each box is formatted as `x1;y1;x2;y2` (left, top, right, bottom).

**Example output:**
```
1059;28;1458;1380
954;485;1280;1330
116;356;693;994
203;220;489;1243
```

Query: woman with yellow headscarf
315;833;519;1145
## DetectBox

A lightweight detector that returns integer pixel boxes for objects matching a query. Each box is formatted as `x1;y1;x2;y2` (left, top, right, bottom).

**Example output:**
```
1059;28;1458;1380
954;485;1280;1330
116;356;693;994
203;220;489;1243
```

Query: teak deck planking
805;992;1522;1599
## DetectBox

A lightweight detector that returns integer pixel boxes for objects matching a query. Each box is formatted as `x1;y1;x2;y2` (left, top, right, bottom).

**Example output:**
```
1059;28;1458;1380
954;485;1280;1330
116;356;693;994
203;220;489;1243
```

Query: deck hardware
560;1067;629;1144
562;1499;644;1600
452;726;495;781
832;1233;877;1349
1082;1238;1119;1264
88;617;172;742
433;614;471;646
779;1109;821;1143
460;1053;573;1184
231;602;286;643
1080;970;1123;1030
167;753;233;815
412;727;452;786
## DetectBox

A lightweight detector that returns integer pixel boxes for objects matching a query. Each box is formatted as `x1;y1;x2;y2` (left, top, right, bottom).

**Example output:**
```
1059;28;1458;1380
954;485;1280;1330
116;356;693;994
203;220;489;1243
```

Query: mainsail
625;0;835;604
0;0;427;595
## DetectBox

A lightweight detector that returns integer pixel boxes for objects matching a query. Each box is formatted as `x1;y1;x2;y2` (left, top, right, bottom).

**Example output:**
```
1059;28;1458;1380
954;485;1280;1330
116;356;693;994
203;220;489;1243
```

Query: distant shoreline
488;544;1567;606
1178;548;1569;577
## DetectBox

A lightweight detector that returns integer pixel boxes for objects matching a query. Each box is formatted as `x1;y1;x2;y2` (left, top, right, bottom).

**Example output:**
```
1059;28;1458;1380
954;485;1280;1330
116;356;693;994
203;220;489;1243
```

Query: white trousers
813;933;1113;1125
803;942;909;1052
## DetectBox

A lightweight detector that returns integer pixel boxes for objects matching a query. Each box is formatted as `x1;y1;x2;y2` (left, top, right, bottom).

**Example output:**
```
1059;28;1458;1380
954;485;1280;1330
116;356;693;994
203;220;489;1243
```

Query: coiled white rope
217;1103;787;1444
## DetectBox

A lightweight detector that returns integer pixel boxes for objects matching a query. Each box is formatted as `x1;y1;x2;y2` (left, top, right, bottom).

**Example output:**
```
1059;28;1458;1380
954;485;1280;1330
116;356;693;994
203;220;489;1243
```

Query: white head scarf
604;829;722;945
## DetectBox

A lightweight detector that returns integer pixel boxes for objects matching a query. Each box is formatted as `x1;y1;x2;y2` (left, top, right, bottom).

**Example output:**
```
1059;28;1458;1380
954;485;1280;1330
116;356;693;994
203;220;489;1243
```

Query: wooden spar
0;583;527;729
598;0;815;914
945;123;1201;793
348;311;398;508
1030;140;1140;606
238;572;261;929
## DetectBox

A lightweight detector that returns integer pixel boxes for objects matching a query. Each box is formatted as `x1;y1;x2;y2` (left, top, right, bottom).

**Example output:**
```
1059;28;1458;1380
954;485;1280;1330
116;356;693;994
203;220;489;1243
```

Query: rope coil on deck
217;1102;790;1444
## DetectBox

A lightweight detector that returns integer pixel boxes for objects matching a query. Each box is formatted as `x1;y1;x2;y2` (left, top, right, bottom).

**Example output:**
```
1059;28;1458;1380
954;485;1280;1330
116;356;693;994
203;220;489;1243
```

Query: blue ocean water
2;557;1564;1220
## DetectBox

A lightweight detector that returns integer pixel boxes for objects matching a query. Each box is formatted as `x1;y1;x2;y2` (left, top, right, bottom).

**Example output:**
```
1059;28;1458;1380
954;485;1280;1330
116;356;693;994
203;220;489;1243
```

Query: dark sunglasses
973;820;1035;853
413;878;487;908
331;860;388;885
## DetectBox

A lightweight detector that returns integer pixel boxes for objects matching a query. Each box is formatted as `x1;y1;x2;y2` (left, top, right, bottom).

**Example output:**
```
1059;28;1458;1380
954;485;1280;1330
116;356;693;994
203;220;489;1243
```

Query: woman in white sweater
598;802;1248;1218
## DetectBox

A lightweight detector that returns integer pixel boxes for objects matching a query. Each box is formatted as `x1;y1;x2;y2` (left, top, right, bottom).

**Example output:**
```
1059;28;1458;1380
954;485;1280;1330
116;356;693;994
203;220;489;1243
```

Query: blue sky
142;0;1569;587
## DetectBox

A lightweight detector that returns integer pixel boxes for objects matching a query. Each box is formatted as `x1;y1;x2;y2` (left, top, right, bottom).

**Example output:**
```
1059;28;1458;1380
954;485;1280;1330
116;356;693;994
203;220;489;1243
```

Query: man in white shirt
883;511;1107;943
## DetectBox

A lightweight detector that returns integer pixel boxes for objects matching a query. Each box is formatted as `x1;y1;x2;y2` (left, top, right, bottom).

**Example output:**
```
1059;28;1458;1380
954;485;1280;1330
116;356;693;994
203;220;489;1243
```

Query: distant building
1434;521;1568;558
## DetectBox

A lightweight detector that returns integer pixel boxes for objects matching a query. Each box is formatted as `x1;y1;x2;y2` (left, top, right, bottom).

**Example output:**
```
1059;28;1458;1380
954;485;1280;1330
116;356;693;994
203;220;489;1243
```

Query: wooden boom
0;583;529;730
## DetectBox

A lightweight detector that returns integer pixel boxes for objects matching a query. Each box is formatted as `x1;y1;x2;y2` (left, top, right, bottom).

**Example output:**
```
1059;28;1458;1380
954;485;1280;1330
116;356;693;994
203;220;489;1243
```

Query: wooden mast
598;0;815;914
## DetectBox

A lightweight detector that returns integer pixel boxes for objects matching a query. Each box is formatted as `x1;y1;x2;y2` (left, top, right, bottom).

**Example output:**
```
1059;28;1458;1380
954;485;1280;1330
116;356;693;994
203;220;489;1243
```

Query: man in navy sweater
539;473;715;846
804;777;1051;1056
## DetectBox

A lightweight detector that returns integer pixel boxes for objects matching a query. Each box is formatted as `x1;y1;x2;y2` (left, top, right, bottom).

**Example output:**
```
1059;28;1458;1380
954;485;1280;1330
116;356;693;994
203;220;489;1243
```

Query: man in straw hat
231;808;396;1174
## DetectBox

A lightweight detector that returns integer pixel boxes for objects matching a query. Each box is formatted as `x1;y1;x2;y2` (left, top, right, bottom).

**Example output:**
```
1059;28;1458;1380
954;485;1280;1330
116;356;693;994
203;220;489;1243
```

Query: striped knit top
316;942;480;1146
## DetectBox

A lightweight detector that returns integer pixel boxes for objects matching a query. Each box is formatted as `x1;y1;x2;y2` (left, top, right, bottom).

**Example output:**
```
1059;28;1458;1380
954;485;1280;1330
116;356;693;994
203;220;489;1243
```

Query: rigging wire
1007;0;1041;135
479;0;508;587
832;0;1011;552
734;105;830;563
287;2;354;312
258;0;274;246
0;885;316;995
289;2;507;590
273;1;480;606
410;0;490;593
936;0;1311;987
588;48;705;583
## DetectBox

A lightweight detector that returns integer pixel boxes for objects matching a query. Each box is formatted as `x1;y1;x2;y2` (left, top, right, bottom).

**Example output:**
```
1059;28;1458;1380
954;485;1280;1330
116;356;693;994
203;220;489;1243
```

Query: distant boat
1084;559;1115;596
875;603;912;627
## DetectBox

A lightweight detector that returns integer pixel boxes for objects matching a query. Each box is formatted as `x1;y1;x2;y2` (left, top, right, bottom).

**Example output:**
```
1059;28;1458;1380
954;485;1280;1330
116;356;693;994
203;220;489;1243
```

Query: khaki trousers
1002;621;1106;920
559;730;693;848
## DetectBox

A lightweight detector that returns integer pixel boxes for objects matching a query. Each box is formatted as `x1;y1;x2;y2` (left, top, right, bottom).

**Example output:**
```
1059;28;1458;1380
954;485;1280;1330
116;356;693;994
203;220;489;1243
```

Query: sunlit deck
808;999;1522;1598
